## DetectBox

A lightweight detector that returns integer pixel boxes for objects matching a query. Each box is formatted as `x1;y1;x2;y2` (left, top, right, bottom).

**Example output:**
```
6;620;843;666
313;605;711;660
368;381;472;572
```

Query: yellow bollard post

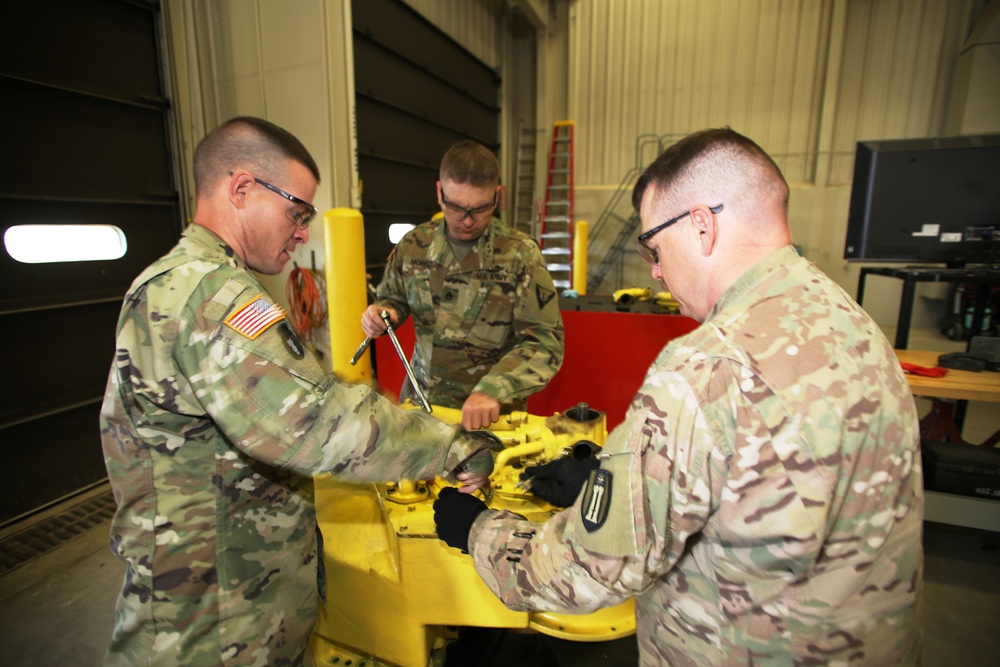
323;207;370;384
572;219;588;295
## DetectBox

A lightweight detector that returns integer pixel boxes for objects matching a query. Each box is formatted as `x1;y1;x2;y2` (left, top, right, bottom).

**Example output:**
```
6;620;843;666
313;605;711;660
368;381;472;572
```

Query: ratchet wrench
349;310;432;414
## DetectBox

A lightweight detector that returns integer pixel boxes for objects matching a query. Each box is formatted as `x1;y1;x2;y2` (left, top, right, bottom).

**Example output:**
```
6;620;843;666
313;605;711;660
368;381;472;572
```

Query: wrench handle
380;311;432;413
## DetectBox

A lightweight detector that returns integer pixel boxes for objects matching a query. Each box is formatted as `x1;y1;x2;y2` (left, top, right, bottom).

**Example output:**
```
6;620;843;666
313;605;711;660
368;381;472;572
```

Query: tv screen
844;135;1000;267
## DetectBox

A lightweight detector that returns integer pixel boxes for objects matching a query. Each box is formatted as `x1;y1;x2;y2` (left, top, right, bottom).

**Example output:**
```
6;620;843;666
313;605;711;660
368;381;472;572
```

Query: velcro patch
279;321;306;358
473;270;510;283
581;469;613;533
536;285;555;309
225;294;286;339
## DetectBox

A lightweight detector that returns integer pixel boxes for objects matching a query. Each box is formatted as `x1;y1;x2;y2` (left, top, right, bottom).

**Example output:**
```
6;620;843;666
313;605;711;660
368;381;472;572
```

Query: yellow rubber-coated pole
324;207;371;384
572;220;588;295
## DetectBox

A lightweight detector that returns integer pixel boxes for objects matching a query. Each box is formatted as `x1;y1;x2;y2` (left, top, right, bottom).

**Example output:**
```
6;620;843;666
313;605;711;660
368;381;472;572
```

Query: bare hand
361;305;398;338
461;392;500;430
455;469;491;494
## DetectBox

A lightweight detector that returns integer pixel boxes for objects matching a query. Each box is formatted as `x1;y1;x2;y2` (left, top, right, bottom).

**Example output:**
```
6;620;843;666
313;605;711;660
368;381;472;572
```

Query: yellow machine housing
315;208;634;665
311;402;636;667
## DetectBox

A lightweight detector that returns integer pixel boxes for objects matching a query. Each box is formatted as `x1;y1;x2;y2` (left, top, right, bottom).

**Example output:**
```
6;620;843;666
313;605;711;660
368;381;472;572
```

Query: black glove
520;456;600;508
433;487;488;553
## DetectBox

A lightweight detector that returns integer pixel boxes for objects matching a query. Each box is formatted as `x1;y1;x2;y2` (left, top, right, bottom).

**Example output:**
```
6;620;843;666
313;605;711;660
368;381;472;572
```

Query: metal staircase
539;121;575;290
587;134;682;293
511;120;539;237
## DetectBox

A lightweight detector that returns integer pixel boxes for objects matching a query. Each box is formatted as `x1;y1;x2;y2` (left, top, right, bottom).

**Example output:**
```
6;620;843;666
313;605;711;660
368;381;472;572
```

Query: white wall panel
827;0;974;184
568;0;974;189
164;0;990;324
565;0;982;321
570;0;830;186
165;0;358;366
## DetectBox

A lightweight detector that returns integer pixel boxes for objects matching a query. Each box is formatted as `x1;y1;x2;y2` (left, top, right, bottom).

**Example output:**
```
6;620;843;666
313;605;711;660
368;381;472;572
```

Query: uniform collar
431;216;500;270
183;223;247;271
707;245;801;321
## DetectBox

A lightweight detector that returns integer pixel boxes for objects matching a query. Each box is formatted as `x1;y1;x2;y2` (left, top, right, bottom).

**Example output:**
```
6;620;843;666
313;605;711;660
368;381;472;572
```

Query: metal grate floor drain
0;491;117;577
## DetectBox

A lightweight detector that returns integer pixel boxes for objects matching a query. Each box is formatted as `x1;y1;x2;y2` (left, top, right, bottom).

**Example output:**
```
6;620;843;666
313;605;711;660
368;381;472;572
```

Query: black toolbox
922;440;1000;500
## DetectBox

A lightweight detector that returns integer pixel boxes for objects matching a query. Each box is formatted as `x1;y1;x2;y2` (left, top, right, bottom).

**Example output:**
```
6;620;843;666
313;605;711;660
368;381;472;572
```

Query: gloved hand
520;456;600;508
433;487;488;553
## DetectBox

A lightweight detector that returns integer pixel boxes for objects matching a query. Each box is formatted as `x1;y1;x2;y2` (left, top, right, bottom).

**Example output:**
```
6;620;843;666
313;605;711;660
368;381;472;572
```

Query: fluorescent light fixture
4;224;128;263
388;223;415;244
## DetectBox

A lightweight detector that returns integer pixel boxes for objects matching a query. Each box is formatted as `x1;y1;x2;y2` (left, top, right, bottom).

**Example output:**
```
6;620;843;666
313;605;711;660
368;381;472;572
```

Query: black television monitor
843;135;1000;267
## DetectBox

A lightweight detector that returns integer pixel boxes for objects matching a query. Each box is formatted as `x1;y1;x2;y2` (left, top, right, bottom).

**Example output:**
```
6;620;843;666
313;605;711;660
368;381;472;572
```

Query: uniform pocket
574;412;651;559
406;268;438;327
466;278;514;348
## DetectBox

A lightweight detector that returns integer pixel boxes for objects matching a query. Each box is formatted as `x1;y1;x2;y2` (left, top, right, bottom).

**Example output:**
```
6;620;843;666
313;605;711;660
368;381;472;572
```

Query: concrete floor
2;328;998;666
2;490;998;666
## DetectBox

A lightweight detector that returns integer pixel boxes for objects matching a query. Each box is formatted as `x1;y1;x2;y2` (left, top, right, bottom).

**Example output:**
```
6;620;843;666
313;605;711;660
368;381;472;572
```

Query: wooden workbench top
895;349;1000;403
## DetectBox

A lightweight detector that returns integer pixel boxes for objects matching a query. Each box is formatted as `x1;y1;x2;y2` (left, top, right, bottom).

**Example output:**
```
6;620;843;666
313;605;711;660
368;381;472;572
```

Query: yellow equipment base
311;405;635;667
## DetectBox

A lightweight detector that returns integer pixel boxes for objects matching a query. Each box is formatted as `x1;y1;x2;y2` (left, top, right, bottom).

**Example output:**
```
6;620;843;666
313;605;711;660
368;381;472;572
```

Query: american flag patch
225;294;286;339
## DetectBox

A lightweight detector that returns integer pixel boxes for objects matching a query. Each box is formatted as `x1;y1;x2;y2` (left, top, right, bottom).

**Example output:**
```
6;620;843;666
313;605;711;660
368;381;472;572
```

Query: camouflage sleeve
472;243;565;402
466;391;724;613
179;278;484;481
373;245;412;325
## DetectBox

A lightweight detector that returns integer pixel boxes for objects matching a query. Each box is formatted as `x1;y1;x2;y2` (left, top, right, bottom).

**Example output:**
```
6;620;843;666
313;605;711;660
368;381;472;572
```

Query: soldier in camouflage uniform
434;128;923;665
100;117;493;666
361;140;564;431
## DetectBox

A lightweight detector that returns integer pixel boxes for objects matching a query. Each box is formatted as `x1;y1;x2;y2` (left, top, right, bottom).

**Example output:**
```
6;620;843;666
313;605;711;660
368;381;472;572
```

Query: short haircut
632;128;788;217
439;140;499;187
193;116;320;198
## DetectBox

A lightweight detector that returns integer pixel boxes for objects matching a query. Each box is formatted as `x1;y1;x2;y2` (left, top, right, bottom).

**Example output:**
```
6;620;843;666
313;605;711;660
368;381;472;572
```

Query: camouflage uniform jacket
100;224;486;666
467;246;923;666
374;216;564;409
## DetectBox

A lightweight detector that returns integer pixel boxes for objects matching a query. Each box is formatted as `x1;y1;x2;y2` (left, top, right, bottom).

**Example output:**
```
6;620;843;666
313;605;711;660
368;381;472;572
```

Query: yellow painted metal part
573;219;588;295
655;291;680;310
311;402;636;667
324;207;370;384
612;286;653;305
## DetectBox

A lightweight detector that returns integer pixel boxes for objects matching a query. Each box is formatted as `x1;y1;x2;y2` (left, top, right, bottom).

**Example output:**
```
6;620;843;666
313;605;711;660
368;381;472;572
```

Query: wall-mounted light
388;223;414;244
4;224;128;264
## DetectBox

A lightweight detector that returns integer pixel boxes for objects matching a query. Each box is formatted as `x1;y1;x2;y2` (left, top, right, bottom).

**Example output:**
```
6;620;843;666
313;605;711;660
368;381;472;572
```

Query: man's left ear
229;171;254;211
690;205;719;256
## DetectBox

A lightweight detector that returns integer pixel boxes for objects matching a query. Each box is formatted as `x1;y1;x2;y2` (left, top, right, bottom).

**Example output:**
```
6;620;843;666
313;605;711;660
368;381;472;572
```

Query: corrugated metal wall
570;0;824;184
398;0;533;229
569;0;975;188
173;0;986;318
403;0;504;69
567;0;987;315
353;0;502;283
828;0;973;183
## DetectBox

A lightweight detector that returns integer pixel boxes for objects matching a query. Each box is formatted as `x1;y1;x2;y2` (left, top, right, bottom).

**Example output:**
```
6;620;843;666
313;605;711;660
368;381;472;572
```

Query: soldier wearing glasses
363;140;565;430
100;117;494;666
433;128;923;666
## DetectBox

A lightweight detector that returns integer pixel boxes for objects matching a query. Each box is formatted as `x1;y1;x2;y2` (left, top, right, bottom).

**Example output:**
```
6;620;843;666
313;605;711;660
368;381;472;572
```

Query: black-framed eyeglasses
255;177;318;229
635;203;724;265
441;190;498;222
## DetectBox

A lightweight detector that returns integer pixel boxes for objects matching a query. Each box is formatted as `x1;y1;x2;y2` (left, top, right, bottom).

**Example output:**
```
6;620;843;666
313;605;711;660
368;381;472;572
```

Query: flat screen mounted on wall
843;134;1000;268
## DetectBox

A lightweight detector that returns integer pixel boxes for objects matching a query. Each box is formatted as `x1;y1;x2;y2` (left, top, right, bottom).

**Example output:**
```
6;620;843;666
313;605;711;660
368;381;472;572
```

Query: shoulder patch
279;321;306;358
536;284;555;309
581;469;613;532
225;294;286;339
